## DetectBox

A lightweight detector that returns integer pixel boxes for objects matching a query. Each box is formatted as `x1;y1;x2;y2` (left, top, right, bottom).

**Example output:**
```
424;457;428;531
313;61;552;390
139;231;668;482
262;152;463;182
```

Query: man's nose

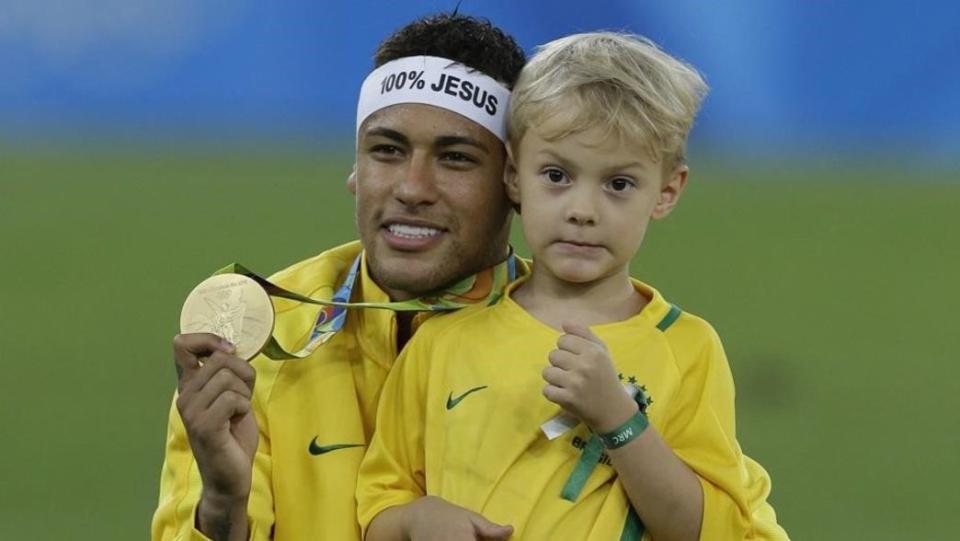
394;152;439;207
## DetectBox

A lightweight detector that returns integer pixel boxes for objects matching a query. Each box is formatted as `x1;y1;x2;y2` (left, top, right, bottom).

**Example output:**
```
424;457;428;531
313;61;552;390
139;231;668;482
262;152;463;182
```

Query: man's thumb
472;513;513;539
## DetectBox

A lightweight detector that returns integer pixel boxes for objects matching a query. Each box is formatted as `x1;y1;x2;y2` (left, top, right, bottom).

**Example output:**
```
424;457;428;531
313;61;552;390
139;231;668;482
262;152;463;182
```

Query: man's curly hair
374;13;526;88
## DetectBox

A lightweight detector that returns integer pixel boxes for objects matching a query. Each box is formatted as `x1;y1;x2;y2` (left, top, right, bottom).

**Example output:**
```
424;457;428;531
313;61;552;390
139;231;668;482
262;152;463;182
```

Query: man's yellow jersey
357;279;788;540
153;241;405;541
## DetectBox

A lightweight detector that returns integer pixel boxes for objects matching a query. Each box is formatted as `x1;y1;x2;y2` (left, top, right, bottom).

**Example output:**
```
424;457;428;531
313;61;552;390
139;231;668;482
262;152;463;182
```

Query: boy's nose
565;192;598;226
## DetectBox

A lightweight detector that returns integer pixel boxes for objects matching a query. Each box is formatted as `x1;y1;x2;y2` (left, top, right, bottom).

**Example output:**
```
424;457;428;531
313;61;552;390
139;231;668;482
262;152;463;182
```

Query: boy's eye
543;168;569;184
607;177;636;192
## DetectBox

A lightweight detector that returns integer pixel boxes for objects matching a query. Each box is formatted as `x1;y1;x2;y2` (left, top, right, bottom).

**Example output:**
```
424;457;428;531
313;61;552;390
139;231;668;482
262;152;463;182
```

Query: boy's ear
346;163;357;195
652;164;688;220
504;147;521;211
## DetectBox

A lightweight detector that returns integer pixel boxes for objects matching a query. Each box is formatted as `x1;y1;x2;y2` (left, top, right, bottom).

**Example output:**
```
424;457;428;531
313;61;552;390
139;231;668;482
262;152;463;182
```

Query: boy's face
506;121;687;286
350;104;513;300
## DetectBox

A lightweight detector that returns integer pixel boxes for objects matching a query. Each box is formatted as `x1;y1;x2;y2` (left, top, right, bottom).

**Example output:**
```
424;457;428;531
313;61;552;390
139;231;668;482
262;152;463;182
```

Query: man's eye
543;168;568;184
370;144;402;156
607;178;636;192
441;151;476;164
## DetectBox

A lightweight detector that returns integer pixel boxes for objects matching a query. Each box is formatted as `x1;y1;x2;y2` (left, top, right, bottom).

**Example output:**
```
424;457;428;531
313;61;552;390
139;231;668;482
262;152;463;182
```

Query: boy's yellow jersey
153;241;404;541
358;279;789;540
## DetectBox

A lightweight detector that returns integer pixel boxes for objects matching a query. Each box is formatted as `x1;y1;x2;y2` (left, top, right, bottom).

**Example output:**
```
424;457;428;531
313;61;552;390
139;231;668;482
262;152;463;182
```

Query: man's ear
504;146;521;211
652;164;688;220
346;163;357;195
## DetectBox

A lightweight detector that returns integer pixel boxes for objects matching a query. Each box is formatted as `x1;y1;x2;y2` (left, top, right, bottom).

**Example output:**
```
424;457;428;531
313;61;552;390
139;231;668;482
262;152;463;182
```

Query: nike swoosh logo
308;437;364;456
446;385;488;410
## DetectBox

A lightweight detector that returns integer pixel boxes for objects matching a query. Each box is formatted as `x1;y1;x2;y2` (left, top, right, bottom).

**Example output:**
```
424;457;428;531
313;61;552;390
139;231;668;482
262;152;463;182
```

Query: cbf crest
618;372;654;413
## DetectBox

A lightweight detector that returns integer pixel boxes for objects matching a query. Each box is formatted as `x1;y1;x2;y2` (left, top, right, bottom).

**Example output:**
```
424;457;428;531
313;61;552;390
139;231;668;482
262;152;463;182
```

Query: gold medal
179;274;275;361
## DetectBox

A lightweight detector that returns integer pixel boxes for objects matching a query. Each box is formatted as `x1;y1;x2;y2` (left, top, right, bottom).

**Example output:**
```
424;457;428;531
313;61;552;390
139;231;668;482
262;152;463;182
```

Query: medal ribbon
213;251;517;360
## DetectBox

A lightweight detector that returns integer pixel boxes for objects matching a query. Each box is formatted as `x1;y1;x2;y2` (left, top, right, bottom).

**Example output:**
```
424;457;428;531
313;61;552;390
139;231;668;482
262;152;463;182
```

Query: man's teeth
388;224;442;239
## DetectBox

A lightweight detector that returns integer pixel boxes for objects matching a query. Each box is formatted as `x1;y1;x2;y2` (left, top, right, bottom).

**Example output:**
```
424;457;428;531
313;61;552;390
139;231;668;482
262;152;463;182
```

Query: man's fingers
181;351;255;396
173;333;236;379
193;368;254;410
206;390;252;425
471;513;513;540
205;351;255;387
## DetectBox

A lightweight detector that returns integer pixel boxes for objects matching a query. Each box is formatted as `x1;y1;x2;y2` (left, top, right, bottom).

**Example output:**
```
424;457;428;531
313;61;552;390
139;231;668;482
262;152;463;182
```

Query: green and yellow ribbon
214;252;517;360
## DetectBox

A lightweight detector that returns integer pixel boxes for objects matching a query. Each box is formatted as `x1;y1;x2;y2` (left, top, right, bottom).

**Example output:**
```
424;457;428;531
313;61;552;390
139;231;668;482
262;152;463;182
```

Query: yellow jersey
153;241;406;541
357;278;788;540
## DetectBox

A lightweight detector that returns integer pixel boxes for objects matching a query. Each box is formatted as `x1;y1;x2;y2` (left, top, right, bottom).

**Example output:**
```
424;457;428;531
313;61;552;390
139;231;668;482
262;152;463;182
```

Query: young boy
357;33;788;540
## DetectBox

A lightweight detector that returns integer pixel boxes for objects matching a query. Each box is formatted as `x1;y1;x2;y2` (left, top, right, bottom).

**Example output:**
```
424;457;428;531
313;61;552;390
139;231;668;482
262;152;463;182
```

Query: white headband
356;56;511;143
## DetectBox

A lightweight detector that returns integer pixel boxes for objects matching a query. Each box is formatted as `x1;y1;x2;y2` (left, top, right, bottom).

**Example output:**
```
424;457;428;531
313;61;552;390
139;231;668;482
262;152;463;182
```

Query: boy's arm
544;324;703;541
547;321;786;541
602;416;705;541
656;323;786;540
356;337;430;540
357;326;513;541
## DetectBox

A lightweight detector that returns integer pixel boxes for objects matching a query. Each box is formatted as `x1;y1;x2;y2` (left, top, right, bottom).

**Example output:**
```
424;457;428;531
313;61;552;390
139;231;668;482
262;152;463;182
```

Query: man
151;13;526;541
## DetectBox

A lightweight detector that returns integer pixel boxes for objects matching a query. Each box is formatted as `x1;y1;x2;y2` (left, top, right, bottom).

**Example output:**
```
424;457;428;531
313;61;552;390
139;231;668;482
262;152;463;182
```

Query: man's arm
366;497;513;541
152;333;266;541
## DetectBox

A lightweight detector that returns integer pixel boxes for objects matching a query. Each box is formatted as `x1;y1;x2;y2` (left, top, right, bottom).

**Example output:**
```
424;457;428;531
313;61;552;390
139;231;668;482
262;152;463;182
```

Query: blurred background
1;1;957;539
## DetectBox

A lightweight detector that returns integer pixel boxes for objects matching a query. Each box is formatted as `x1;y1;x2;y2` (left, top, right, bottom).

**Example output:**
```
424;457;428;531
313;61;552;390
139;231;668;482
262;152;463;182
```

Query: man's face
350;104;512;300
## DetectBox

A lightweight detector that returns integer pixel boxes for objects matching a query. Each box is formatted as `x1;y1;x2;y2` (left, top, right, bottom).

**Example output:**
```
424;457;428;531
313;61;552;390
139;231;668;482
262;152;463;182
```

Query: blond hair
509;32;708;169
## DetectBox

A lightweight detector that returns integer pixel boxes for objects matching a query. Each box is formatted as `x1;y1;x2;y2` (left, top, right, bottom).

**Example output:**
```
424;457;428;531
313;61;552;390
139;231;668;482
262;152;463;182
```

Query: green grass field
1;148;957;540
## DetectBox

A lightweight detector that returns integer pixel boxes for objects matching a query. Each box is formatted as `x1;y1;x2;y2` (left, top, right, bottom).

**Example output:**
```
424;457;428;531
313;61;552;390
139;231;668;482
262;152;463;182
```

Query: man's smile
380;218;449;250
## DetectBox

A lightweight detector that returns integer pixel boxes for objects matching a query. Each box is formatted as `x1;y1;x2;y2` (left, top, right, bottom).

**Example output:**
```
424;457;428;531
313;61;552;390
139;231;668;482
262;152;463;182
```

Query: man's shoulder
268;240;363;294
246;242;365;402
